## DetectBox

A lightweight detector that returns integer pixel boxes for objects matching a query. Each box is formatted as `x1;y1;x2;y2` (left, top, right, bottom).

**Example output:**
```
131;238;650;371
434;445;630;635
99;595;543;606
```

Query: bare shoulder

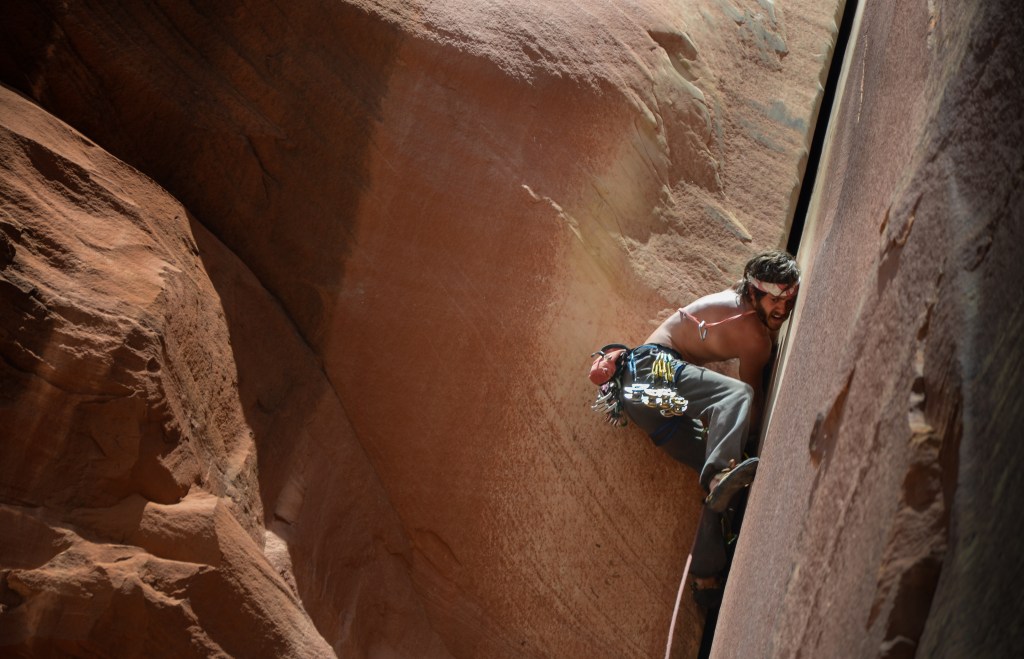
683;288;743;319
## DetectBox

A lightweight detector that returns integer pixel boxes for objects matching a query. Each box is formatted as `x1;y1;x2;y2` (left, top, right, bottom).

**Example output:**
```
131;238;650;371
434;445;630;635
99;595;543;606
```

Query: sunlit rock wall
716;1;1024;657
0;1;843;656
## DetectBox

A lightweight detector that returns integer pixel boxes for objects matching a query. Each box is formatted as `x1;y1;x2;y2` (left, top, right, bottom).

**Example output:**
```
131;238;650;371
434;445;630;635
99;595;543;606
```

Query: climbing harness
621;348;689;418
622;381;689;417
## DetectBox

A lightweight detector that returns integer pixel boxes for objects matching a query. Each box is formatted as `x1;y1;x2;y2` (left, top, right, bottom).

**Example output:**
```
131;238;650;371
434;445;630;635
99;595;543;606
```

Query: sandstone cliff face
716;1;1024;657
1;1;848;657
0;87;331;656
0;85;444;657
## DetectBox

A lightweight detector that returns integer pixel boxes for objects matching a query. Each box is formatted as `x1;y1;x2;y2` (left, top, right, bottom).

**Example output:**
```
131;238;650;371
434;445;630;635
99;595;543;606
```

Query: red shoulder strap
679;309;754;340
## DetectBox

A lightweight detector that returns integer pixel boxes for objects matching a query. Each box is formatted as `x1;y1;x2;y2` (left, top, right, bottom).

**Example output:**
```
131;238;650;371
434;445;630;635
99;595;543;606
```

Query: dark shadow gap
786;0;860;258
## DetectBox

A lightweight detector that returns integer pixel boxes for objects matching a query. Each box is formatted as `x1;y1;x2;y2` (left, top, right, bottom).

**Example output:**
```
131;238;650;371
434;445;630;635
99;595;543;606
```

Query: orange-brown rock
716;1;1024;657
0;1;855;656
0;86;441;656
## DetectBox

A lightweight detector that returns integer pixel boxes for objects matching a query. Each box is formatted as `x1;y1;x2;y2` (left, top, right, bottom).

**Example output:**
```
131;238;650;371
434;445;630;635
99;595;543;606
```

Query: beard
753;296;789;329
754;302;770;327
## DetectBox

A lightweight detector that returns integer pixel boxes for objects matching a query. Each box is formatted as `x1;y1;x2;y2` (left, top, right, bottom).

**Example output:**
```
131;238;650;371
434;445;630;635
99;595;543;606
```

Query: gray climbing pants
620;343;754;577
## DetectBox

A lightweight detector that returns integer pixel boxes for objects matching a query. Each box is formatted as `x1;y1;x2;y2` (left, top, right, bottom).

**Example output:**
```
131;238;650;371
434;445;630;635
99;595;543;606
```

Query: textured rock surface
0;86;441;657
0;1;844;656
716;0;1024;657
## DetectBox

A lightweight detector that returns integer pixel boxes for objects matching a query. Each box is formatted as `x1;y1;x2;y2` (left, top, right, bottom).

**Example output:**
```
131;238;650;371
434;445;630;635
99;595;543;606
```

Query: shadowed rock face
0;1;846;656
0;85;442;657
0;87;340;656
716;1;1024;657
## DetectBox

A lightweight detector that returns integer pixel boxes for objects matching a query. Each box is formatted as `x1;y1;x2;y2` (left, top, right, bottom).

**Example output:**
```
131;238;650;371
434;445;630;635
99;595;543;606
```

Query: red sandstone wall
715;1;1024;657
0;1;848;656
0;87;351;656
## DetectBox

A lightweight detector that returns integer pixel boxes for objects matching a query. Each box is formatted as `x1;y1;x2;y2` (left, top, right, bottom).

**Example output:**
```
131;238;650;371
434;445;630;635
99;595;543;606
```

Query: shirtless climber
605;250;800;607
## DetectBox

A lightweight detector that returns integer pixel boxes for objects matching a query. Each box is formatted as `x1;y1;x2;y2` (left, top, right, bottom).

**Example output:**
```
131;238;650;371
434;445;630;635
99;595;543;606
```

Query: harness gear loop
621;346;689;418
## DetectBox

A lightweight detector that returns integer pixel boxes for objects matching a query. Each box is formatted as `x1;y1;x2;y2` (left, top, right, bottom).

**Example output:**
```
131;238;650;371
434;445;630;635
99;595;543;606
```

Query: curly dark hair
735;250;801;301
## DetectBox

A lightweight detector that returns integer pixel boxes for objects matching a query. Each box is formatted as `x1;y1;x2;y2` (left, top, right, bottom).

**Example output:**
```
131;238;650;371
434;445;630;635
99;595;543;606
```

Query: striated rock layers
716;0;1024;657
1;1;843;657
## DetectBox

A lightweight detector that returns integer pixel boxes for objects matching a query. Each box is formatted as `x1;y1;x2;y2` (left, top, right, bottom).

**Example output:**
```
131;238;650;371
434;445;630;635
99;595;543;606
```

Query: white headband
750;277;800;298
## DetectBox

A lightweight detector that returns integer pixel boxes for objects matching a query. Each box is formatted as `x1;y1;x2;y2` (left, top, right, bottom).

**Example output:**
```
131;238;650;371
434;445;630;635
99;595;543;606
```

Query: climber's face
754;292;796;331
